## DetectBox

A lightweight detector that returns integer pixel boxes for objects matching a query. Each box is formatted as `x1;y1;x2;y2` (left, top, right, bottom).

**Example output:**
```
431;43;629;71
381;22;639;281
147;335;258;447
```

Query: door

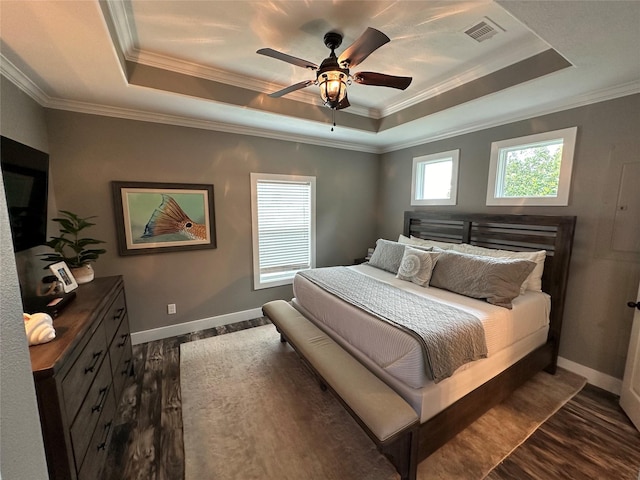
620;281;640;430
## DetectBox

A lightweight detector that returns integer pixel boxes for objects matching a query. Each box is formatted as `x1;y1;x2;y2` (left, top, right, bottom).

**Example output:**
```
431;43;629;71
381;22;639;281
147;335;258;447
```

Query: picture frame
111;181;216;256
49;261;78;293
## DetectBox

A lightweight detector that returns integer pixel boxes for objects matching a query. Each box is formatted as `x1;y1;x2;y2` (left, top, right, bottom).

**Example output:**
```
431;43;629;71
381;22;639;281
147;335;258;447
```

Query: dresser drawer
62;323;108;422
109;312;131;372
103;290;127;347
111;331;133;400
77;387;116;480
69;354;113;468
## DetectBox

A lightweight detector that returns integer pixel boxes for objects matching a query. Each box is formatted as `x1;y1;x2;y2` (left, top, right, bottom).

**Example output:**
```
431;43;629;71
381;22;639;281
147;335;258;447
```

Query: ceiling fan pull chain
331;109;336;132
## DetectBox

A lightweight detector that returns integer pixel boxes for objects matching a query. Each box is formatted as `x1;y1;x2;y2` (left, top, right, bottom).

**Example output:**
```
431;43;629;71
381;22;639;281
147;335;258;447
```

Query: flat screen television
1;135;49;252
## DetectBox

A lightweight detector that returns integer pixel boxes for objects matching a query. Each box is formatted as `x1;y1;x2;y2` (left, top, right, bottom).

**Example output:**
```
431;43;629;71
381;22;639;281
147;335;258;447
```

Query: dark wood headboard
403;211;576;367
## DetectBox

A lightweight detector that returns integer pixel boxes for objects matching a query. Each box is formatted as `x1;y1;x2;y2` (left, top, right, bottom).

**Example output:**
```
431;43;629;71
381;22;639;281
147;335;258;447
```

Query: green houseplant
40;210;107;284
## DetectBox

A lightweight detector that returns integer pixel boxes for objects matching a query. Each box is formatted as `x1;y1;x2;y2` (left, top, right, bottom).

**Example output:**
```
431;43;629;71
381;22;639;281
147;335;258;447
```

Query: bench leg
381;428;419;480
274;326;287;343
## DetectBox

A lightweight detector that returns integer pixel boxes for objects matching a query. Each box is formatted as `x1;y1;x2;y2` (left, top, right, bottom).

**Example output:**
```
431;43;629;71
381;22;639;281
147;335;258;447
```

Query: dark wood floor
104;319;640;480
487;383;640;479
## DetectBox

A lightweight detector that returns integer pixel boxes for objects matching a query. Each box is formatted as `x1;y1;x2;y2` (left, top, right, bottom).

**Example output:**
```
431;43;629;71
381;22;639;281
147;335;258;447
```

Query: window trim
486;127;577;206
411;149;460;206
250;172;316;290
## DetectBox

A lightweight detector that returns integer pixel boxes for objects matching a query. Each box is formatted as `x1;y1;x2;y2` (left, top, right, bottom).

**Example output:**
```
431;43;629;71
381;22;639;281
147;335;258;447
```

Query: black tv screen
1;136;49;252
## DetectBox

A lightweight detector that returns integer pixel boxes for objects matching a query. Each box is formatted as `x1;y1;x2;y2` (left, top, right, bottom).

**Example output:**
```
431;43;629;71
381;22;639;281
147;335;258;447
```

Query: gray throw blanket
298;267;488;383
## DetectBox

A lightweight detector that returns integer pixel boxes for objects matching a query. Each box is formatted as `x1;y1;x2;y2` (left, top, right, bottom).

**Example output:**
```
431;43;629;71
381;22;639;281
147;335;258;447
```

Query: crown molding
0;54;50;106
380;80;640;153
102;0;136;55
102;0;375;118
382;40;549;117
102;0;549;121
0;52;377;152
128;48;377;119
3;52;636;157
44;95;381;154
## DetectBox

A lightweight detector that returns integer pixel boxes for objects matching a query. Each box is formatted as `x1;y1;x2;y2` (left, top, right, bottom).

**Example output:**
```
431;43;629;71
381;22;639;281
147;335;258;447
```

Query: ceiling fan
257;27;412;111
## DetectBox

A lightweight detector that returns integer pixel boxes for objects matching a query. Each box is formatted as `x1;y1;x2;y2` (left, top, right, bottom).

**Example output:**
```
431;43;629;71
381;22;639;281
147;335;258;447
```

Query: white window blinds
251;173;316;289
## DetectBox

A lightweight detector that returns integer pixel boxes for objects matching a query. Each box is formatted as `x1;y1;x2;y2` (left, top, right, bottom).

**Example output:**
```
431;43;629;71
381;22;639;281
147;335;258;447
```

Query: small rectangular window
251;173;316;290
411;149;460;206
487;127;577;206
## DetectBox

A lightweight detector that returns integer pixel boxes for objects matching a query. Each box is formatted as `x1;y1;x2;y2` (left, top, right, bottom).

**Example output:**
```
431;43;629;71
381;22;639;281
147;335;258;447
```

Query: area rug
181;325;585;480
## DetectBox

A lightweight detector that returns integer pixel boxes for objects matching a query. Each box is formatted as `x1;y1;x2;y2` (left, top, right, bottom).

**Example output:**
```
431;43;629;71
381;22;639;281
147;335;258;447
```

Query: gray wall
378;94;640;380
0;78;49;479
3;68;637;405
45;110;379;333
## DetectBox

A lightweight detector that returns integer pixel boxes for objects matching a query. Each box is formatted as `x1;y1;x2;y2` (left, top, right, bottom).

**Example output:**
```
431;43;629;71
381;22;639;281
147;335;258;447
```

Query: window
251;173;316;289
411;150;460;206
486;127;577;206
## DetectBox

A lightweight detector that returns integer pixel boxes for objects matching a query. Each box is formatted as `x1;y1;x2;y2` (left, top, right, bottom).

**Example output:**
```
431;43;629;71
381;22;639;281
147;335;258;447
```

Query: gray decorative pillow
368;239;409;274
451;243;546;293
396;247;440;286
430;251;536;309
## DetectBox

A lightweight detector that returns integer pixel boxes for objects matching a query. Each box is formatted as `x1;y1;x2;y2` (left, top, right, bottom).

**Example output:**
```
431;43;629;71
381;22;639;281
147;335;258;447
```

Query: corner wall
377;94;640;381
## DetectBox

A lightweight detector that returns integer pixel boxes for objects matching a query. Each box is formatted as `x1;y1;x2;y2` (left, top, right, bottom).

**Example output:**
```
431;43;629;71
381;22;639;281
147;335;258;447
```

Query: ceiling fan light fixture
318;70;348;109
259;27;411;113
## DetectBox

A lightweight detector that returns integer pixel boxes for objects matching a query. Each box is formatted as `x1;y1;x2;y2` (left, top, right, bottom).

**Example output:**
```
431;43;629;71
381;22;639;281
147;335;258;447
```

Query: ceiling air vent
464;17;505;43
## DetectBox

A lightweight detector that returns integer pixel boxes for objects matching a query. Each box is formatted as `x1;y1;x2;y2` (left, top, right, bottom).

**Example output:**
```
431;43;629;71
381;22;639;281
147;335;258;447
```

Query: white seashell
24;312;56;346
34;324;56;343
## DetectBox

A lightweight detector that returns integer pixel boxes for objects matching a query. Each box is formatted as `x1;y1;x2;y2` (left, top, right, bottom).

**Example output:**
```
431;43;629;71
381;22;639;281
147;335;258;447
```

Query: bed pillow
398;234;457;250
430;251;536;309
451;243;546;292
368;239;410;274
396;247;441;287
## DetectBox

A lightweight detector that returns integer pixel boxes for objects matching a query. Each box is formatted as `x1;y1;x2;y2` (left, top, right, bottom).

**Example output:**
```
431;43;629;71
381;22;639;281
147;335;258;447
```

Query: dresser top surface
29;276;123;377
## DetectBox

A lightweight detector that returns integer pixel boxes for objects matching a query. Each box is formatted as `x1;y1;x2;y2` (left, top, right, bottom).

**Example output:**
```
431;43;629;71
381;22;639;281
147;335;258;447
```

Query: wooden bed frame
267;211;576;479
403;211;576;460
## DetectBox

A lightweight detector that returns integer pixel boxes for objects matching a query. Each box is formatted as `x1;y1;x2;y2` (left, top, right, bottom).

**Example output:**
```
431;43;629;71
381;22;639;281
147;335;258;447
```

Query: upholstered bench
262;300;420;480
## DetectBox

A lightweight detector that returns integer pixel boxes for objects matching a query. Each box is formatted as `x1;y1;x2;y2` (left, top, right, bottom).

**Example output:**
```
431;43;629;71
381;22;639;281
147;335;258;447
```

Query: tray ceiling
1;1;638;152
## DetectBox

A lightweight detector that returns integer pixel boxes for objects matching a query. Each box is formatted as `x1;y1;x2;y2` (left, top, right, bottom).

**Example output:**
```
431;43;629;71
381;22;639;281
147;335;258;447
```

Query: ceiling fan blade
268;80;315;98
353;72;412;90
337;27;390;68
257;48;318;70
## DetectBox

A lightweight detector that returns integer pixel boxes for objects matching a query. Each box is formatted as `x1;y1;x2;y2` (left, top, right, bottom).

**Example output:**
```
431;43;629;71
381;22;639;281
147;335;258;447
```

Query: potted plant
40;210;107;284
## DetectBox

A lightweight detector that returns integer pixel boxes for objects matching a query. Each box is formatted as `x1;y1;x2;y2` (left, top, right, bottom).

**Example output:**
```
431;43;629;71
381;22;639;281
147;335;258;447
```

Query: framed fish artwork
112;181;216;255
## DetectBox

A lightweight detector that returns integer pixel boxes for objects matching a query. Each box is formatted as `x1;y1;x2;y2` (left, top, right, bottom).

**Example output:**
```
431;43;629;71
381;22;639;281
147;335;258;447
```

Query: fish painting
142;194;207;241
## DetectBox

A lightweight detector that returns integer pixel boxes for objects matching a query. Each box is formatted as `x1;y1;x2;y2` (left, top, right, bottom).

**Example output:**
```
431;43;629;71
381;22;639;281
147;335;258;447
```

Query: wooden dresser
29;276;133;480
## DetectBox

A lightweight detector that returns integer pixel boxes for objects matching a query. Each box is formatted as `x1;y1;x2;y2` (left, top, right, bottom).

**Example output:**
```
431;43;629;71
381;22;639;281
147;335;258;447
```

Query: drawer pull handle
85;351;103;374
113;307;125;322
92;386;109;413
118;333;129;348
97;421;113;451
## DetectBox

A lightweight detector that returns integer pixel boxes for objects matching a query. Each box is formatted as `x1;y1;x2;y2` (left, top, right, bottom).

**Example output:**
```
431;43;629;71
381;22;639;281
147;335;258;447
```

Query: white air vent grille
464;17;504;43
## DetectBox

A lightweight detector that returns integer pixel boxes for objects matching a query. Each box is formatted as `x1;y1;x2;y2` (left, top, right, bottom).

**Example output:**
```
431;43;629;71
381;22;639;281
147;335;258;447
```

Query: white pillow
396;247;441;287
451;243;546;292
398;234;457;250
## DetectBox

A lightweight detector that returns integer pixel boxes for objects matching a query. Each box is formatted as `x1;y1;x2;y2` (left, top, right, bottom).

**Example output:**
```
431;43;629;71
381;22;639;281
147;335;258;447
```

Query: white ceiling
1;1;639;153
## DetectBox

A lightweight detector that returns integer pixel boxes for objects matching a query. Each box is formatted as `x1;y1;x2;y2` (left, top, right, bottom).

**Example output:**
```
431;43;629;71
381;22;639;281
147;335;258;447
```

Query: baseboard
130;307;264;345
557;356;623;395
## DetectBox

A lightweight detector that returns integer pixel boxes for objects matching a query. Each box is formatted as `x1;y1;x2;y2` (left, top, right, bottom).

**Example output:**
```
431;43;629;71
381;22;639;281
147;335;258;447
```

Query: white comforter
293;264;550;390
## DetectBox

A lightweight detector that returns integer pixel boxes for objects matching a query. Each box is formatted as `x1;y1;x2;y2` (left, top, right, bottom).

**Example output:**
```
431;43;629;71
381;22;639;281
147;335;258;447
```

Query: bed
272;211;576;475
293;263;552;422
